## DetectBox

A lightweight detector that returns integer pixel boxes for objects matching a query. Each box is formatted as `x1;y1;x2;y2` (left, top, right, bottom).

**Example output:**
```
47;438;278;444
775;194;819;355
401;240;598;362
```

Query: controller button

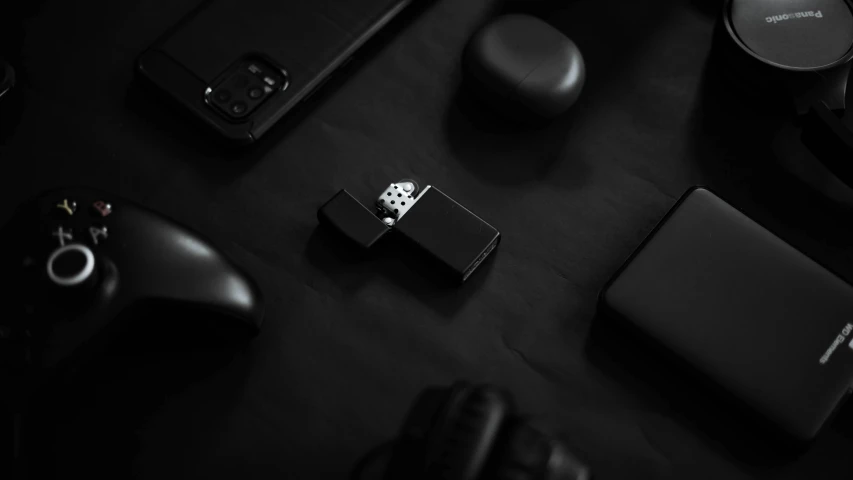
46;244;96;288
90;200;112;217
88;225;108;246
54;198;77;217
52;226;74;247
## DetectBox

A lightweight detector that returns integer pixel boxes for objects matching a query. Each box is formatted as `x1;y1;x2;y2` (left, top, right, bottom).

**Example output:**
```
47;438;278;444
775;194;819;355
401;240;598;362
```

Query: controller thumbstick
46;243;98;290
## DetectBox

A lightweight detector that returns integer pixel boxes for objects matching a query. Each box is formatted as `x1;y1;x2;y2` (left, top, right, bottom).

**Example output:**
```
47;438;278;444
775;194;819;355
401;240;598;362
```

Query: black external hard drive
599;187;853;443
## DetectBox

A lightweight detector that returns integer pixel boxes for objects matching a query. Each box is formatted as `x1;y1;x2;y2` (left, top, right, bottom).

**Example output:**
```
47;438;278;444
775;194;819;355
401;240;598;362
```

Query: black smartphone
137;0;424;144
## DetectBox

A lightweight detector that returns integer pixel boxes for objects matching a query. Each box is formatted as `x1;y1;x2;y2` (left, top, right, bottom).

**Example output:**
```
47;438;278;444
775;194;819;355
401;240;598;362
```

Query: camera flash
264;86;273;94
263;77;275;86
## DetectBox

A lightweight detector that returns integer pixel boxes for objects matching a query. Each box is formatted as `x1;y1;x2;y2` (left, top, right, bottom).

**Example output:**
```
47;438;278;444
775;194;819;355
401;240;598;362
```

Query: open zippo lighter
317;180;501;283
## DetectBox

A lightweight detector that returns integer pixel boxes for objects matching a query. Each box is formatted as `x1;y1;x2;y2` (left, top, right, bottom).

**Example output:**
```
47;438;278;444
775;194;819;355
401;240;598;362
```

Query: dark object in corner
714;0;853;190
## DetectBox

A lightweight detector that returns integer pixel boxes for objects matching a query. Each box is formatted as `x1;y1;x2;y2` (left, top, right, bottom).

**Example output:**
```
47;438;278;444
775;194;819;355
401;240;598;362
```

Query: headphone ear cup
487;420;592;480
424;383;511;480
384;385;460;480
485;420;550;480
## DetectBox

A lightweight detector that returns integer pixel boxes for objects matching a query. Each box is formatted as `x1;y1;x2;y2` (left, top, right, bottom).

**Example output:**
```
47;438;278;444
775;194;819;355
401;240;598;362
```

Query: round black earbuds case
463;14;585;121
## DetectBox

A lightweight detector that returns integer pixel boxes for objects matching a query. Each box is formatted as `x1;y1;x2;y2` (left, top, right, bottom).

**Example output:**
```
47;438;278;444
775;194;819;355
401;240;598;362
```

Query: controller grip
115;206;264;336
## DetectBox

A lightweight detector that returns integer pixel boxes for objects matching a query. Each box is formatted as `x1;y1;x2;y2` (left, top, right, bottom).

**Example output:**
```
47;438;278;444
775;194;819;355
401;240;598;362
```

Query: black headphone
714;0;853;190
382;382;591;480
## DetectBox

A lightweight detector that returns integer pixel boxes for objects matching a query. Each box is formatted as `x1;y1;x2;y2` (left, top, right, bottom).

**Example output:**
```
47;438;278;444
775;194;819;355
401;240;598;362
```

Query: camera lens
213;89;232;103
248;86;264;99
230;101;248;116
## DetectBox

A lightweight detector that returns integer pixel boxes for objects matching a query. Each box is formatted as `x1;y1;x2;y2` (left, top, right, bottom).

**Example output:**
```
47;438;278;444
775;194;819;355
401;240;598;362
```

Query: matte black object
384;382;592;480
599;187;853;444
317;182;500;283
318;189;391;249
394;186;500;283
715;0;853;188
137;0;425;144
463;14;585;119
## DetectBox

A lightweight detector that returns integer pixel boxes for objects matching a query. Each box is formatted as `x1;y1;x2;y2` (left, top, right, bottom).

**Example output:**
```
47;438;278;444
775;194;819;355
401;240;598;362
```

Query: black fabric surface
3;0;853;479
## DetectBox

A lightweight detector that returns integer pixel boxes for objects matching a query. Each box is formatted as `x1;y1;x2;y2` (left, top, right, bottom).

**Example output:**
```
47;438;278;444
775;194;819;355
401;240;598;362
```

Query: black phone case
598;187;853;444
136;0;419;144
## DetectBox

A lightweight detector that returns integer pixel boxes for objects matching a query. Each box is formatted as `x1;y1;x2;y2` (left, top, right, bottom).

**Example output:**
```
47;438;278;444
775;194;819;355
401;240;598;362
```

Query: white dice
377;182;418;219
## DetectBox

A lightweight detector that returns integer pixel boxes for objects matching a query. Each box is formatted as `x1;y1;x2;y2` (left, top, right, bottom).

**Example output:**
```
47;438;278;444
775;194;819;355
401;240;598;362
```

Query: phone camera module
248;86;264;99
208;57;287;122
231;74;250;88
213;89;232;103
230;101;248;116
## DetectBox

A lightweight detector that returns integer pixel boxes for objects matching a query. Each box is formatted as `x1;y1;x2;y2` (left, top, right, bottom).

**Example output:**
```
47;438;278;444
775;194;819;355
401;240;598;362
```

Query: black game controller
0;188;264;379
0;188;264;480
